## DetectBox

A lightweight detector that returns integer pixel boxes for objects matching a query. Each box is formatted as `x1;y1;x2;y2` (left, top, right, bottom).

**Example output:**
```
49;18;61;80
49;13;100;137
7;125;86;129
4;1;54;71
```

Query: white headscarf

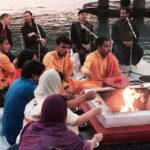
30;69;62;117
24;69;79;135
34;69;62;102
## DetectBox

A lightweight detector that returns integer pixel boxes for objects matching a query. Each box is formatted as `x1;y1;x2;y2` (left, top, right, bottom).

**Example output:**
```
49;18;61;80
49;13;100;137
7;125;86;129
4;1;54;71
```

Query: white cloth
34;69;61;102
0;135;10;150
0;108;11;149
0;108;3;135
31;69;62;116
66;109;79;134
24;69;79;134
72;52;80;71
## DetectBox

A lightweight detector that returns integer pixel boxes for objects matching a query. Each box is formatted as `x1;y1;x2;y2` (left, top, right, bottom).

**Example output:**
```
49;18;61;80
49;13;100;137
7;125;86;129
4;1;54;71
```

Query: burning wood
121;87;145;112
97;87;149;113
87;85;150;128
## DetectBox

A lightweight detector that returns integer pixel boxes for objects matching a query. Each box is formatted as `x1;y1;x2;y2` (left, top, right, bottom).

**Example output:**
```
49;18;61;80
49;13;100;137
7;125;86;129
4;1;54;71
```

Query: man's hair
24;10;32;16
16;50;37;68
21;60;45;78
0;36;6;44
120;7;130;14
0;13;10;20
56;35;71;45
95;37;109;48
78;9;88;15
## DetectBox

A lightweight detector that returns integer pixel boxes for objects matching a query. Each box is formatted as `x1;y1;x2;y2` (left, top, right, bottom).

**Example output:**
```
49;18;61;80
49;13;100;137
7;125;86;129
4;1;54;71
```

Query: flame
121;87;145;112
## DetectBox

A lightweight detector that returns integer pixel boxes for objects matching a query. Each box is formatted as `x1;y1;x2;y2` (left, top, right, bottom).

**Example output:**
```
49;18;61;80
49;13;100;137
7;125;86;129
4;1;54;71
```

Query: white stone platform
86;84;150;128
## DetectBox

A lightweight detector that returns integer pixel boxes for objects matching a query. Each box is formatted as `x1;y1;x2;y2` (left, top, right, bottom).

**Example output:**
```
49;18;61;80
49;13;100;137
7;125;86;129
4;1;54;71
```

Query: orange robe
10;68;22;85
0;51;15;89
81;51;122;89
43;51;82;94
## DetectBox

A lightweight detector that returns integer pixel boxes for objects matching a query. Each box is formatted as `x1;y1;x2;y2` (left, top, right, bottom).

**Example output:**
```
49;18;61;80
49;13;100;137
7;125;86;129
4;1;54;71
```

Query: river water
0;0;150;63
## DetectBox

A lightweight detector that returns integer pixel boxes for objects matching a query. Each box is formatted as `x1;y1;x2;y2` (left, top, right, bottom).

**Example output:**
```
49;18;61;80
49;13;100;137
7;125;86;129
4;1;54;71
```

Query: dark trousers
75;48;89;65
113;43;143;66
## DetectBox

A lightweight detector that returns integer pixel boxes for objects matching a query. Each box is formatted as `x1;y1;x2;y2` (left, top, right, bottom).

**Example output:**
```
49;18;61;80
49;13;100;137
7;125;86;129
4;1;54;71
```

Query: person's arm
106;53;122;77
7;27;13;48
43;53;55;70
1;55;15;75
21;26;38;43
67;91;96;109
73;107;101;126
65;55;74;78
81;54;93;79
111;23;123;45
88;133;103;150
38;24;46;39
71;22;82;48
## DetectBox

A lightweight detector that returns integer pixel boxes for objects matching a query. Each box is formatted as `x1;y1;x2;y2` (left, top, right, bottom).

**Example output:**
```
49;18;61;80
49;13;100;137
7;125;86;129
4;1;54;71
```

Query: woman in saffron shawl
19;94;103;150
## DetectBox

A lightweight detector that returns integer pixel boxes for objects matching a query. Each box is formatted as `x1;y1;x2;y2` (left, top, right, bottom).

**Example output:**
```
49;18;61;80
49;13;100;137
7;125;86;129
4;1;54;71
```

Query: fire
121;87;145;112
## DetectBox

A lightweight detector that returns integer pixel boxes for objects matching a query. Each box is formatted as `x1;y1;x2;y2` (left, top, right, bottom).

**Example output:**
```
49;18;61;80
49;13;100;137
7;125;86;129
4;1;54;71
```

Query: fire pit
87;84;150;128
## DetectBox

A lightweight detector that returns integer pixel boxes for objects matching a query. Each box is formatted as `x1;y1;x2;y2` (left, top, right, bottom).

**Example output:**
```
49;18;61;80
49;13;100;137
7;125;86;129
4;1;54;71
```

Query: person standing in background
111;7;143;66
0;13;14;62
21;11;48;61
71;9;93;66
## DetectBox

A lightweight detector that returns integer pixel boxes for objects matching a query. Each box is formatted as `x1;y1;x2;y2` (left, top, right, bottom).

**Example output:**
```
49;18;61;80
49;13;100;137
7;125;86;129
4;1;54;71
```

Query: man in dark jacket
21;11;48;61
71;10;93;65
111;7;143;66
0;13;14;62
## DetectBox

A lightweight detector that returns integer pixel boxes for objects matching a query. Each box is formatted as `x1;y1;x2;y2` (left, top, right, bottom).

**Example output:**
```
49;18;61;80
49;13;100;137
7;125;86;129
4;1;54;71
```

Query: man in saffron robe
43;35;82;94
81;37;122;89
0;36;15;90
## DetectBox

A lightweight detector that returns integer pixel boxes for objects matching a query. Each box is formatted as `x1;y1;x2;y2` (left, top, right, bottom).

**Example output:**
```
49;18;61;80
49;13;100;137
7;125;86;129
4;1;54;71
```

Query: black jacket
0;22;13;47
71;21;93;49
21;20;46;50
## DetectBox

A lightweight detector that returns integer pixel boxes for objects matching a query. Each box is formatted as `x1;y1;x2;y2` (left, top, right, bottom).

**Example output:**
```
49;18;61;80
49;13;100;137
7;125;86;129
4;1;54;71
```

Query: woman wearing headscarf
24;69;101;134
19;94;103;150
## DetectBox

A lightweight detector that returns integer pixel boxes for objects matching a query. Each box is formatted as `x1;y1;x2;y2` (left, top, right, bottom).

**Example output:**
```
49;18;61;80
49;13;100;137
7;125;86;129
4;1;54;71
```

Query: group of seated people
0;32;128;150
1;9;145;147
0;5;145;150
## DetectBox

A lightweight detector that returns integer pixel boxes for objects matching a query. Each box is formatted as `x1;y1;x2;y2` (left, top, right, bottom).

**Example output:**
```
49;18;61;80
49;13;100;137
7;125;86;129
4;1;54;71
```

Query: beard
57;51;67;58
100;50;110;58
